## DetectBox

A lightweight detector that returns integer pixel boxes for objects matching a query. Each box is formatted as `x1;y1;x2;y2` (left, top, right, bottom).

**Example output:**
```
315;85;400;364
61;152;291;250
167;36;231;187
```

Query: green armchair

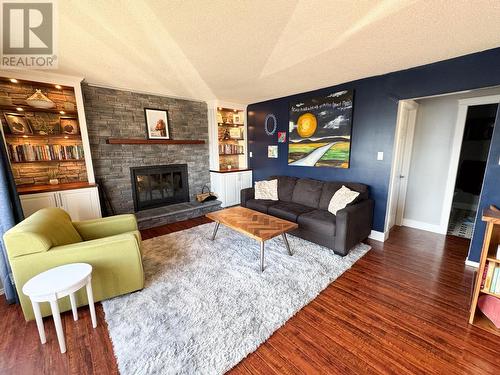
3;207;144;321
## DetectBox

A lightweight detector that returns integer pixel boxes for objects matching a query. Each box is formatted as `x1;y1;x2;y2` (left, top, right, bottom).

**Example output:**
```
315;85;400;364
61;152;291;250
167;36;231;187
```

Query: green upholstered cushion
4;207;82;258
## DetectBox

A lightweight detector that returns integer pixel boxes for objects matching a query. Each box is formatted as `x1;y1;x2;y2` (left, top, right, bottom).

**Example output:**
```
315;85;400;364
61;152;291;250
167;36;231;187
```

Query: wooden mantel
106;138;205;145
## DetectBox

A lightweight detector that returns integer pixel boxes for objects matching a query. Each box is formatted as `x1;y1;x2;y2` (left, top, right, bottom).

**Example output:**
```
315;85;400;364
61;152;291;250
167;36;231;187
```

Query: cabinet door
224;173;240;207
59;187;101;221
240;171;253;189
20;192;57;218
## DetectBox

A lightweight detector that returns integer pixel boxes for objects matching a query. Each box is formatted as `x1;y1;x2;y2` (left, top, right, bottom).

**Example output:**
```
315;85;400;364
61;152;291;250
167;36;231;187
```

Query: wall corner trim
368;230;387;242
465;259;479;268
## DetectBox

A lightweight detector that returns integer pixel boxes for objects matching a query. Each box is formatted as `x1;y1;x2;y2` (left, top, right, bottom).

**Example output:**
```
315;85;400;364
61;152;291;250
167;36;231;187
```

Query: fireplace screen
130;164;189;211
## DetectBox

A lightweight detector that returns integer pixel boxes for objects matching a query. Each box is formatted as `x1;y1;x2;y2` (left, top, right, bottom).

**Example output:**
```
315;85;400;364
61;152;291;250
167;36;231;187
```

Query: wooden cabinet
20;186;101;221
210;170;253;207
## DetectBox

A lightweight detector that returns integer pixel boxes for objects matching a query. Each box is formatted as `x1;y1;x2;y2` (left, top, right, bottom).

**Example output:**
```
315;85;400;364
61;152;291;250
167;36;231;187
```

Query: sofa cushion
245;199;278;214
276;176;298;202
297;210;336;235
268;202;314;222
319;181;369;210
291;179;324;208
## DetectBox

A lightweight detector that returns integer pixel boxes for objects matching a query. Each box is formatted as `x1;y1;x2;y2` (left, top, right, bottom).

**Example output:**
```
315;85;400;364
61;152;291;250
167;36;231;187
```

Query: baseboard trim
465;259;479;268
368;230;387;242
401;219;447;235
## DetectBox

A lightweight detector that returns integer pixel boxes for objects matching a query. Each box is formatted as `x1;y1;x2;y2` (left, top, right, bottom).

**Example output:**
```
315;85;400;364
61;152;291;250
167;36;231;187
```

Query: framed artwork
29;114;60;135
229;127;241;139
233;114;241;124
268;145;278;158
60;117;79;135
3;113;32;134
145;108;170;139
277;131;287;143
288;90;353;168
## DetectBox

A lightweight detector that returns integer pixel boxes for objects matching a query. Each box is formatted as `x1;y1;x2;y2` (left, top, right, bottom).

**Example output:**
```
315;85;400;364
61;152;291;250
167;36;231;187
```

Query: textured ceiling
56;0;500;104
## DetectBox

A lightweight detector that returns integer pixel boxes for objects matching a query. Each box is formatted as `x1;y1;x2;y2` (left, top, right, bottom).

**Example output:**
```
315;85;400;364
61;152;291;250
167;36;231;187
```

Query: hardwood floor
1;218;499;374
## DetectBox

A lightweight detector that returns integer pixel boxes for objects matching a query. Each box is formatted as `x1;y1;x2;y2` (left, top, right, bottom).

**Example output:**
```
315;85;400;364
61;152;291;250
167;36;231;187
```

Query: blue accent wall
247;47;500;262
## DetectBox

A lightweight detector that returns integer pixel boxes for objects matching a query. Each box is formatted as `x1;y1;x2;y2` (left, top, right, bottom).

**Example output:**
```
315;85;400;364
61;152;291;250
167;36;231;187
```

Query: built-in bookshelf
215;107;247;171
0;76;89;186
469;206;500;336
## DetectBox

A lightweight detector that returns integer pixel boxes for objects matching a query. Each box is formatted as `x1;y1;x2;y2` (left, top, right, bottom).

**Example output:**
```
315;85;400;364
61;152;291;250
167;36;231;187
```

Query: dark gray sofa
240;176;374;256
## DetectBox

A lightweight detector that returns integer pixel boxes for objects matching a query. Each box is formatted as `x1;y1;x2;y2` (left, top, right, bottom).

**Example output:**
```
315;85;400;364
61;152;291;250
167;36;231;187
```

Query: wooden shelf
486;257;500;264
106;138;205;145
210;168;251;174
218;123;244;127
17;181;95;195
0;104;77;115
220;138;244;142
219;153;244;156
11;159;85;164
5;134;81;141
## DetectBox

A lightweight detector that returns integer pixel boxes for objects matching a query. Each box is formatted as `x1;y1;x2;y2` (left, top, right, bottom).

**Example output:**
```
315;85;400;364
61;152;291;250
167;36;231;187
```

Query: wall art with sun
288;90;353;168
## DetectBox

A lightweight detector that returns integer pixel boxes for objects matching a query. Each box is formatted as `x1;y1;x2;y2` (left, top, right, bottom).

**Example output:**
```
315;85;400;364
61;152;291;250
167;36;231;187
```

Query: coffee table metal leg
282;233;292;256
260;241;265;272
211;222;220;240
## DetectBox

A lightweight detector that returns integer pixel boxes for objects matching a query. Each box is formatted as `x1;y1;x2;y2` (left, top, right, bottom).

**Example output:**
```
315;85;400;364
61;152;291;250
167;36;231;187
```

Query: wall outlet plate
377;151;384;161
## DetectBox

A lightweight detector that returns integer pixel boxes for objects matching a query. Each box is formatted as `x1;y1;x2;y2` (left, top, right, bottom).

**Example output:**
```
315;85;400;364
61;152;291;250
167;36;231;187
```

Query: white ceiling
56;0;500;104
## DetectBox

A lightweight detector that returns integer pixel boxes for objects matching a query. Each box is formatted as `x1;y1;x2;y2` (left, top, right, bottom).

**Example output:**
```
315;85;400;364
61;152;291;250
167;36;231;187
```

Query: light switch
377;152;384;161
249;151;253;158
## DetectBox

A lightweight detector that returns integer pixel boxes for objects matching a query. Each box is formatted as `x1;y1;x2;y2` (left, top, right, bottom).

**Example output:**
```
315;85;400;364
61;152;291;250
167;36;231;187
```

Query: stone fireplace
130;164;189;211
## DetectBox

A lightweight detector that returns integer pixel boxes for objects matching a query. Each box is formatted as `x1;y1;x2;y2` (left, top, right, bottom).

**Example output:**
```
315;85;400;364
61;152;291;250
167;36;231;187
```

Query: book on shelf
7;143;84;162
481;260;500;295
218;143;243;155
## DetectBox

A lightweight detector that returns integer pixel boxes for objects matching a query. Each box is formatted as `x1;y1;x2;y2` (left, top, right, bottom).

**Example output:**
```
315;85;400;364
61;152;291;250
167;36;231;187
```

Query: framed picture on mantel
145;108;170;139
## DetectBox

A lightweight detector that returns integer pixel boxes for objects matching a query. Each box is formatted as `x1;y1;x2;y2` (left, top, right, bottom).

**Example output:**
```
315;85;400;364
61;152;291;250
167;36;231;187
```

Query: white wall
403;87;500;227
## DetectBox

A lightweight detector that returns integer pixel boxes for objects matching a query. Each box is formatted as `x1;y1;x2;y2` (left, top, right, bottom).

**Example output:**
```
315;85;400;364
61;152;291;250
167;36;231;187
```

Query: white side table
22;263;97;353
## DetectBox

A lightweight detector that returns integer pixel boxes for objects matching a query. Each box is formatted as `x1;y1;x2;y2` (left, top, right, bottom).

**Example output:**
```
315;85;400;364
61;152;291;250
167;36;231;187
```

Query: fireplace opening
130;164;189;211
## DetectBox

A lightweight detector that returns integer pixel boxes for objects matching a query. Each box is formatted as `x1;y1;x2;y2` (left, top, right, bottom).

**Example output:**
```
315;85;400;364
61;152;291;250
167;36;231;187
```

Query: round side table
22;263;97;353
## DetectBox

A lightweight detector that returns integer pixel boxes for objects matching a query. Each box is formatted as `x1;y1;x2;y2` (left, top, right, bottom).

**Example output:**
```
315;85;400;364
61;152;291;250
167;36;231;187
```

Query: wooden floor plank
0;219;499;374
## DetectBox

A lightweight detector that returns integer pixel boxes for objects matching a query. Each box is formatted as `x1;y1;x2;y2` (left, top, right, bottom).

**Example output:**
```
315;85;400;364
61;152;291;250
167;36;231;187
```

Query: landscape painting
288;90;353;168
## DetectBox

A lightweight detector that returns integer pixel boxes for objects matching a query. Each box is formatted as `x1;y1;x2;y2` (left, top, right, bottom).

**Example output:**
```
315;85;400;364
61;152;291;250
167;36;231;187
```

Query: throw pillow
328;185;360;215
254;179;278;200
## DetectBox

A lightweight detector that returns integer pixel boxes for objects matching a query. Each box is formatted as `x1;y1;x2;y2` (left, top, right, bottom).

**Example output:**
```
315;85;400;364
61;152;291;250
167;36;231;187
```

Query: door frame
385;99;418;233
438;94;500;232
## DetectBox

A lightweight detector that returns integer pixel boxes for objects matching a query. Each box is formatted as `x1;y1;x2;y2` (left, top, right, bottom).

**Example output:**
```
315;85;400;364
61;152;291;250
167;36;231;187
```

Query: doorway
446;104;497;238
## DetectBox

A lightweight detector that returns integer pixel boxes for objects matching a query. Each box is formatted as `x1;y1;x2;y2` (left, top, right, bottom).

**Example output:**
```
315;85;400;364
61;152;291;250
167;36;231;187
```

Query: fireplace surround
130;164;189;211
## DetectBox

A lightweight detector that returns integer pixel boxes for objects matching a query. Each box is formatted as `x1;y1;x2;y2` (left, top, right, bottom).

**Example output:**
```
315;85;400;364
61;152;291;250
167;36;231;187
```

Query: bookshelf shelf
5;134;81;141
0;104;77;115
11;159;85;164
469;206;500;337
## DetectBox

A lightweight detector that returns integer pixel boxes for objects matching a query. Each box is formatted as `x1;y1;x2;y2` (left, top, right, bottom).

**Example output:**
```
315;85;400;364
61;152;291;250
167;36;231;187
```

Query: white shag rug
102;223;370;375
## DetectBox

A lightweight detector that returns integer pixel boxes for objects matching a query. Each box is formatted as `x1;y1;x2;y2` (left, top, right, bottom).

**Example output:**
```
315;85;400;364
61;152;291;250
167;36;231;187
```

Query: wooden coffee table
206;206;298;272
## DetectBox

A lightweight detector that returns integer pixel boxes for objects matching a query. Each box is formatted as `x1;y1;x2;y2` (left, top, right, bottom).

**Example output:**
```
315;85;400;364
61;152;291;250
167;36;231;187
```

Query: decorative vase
49;179;59;185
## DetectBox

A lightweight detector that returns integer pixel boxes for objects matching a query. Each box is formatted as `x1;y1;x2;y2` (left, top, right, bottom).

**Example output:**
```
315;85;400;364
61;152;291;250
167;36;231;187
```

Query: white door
59;187;101;221
20;192;58;217
386;100;418;230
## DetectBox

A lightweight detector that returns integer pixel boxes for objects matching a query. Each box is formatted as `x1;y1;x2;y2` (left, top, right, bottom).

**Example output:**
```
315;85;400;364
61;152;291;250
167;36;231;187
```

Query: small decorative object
277;131;286;143
0;96;12;106
229;127;241;139
264;113;277;135
289;90;353;168
26;89;55;109
268;145;278;158
48;169;59;185
217;112;223;124
233;113;241;124
145;108;170;139
63;102;76;111
227;164;232;170
196;185;218;203
60;117;79;135
3;113;32;134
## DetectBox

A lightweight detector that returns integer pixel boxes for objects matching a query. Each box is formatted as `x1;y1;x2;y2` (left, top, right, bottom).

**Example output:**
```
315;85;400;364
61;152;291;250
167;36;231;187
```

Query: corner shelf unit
469;207;500;337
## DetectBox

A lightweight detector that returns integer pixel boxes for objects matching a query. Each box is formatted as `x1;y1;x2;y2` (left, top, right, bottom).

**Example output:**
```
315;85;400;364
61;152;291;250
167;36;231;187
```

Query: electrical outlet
377;152;384;161
249;151;253;158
